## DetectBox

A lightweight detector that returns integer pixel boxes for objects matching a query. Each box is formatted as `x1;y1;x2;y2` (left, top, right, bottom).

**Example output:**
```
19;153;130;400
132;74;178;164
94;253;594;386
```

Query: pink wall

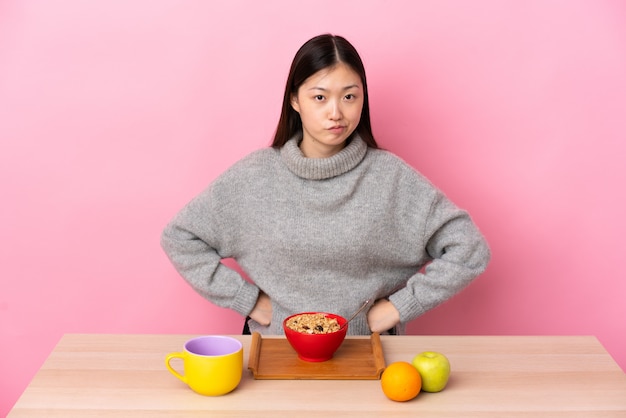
1;1;625;414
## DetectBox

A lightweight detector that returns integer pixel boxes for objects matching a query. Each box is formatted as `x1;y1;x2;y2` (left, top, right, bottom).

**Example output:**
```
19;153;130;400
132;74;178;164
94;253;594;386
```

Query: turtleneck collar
280;135;368;180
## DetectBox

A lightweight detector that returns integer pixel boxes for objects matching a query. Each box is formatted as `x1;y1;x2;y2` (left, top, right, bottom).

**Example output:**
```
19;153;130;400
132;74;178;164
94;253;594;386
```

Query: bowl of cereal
283;312;348;362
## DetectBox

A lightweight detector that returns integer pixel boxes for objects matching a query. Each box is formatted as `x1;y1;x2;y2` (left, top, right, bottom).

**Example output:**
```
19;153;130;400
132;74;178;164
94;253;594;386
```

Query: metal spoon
339;299;371;331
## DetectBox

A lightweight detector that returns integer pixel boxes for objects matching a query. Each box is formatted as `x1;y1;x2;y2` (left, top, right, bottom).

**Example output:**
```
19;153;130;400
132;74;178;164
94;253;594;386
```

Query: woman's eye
314;95;325;101
345;94;355;100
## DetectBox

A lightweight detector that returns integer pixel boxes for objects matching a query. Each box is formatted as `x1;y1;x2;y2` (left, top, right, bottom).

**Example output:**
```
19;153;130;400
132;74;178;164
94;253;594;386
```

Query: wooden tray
247;332;386;380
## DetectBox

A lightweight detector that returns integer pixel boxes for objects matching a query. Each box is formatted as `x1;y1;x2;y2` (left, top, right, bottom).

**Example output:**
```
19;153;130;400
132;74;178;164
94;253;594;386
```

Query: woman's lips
328;125;346;134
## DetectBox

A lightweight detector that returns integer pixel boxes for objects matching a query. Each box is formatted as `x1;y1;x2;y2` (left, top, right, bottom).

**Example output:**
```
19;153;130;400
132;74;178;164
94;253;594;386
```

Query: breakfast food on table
285;313;341;334
282;312;348;362
411;351;451;392
380;361;422;402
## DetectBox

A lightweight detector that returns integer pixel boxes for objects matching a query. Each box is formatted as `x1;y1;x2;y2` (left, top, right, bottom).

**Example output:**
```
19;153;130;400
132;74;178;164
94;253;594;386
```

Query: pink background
1;0;625;414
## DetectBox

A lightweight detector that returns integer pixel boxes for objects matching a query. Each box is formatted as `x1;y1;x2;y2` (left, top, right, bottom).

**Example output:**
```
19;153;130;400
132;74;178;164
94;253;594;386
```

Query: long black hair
271;34;378;149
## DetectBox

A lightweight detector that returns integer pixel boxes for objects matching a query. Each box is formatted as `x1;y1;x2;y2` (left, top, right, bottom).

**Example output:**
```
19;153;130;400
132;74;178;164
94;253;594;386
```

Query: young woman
161;34;490;336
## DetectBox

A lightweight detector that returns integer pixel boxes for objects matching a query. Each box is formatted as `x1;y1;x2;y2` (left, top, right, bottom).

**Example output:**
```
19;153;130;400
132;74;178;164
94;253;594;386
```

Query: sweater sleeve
160;187;260;317
388;191;491;323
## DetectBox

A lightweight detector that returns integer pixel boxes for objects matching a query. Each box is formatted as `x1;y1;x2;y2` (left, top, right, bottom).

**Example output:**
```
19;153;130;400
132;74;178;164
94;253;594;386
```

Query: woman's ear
290;94;300;113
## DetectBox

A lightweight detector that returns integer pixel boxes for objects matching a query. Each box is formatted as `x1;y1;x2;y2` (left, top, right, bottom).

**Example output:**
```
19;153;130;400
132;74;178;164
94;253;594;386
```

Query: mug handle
165;352;187;384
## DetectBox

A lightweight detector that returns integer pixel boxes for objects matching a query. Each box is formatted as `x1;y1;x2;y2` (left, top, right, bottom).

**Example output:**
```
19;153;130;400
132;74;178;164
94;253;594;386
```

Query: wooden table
8;334;626;417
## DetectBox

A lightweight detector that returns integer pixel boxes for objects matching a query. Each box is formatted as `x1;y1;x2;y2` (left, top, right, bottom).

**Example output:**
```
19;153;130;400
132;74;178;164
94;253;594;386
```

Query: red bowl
283;312;348;362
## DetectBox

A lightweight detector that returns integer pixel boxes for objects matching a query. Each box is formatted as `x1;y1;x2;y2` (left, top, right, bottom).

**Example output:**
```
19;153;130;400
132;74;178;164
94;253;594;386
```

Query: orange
380;361;422;402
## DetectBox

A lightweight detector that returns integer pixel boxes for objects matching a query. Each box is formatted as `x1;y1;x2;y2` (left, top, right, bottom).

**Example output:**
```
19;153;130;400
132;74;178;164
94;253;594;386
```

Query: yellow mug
165;335;243;396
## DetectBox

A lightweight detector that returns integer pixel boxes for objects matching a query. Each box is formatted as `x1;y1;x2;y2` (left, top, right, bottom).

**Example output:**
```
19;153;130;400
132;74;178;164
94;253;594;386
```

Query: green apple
411;351;450;392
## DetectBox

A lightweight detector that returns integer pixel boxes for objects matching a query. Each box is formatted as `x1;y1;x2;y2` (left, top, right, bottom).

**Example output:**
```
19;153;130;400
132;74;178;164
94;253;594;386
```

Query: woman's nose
328;101;342;120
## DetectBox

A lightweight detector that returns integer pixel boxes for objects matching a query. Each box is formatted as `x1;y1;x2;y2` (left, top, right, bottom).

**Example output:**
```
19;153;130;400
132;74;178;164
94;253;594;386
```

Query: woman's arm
160;189;260;317
388;192;491;325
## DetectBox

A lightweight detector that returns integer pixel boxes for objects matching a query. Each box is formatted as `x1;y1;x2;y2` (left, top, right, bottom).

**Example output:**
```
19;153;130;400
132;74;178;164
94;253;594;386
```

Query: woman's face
291;63;364;158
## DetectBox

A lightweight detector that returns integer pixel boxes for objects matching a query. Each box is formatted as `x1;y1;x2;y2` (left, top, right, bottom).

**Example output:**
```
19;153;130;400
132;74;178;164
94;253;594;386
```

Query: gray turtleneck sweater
161;136;490;335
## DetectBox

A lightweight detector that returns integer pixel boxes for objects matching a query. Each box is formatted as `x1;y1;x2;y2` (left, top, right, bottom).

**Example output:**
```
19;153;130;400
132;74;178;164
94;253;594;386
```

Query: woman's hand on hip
249;291;272;326
367;299;400;333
